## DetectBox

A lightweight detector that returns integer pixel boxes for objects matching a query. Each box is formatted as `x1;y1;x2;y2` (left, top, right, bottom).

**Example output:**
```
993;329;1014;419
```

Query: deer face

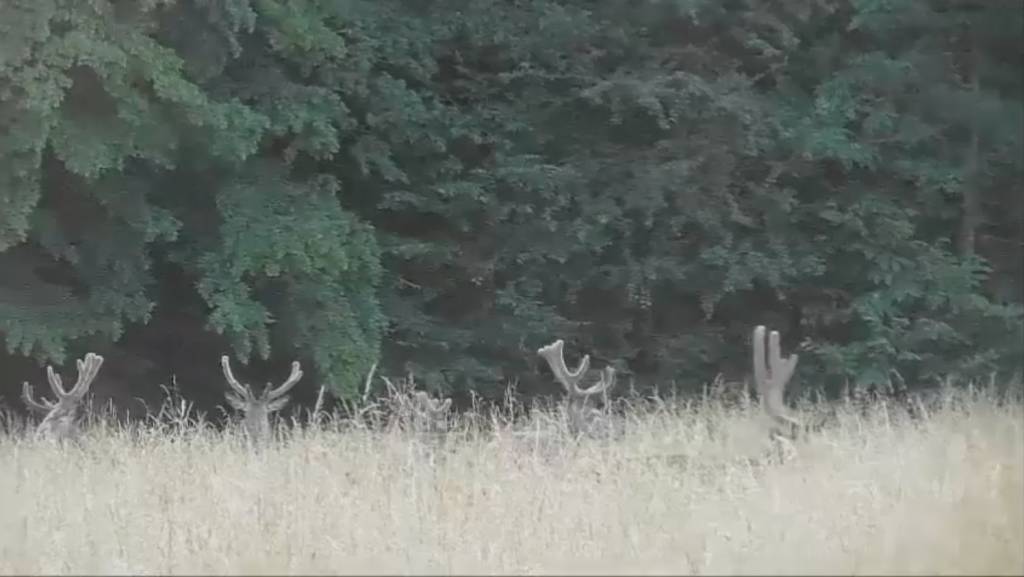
221;356;303;442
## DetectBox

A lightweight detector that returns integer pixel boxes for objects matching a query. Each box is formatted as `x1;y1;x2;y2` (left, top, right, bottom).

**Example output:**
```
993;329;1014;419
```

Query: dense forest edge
0;0;1021;417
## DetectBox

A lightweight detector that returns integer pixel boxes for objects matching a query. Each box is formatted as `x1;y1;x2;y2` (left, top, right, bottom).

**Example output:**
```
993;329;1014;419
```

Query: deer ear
267;395;291;413
225;393;247;411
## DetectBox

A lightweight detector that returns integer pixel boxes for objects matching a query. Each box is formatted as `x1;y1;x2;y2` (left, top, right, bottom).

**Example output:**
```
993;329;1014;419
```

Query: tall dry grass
0;385;1021;575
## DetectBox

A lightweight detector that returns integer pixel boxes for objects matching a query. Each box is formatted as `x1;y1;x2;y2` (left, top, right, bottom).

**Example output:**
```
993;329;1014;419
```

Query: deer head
537;339;616;438
379;372;452;434
220;355;303;442
22;353;104;440
409;390;452;434
752;325;801;441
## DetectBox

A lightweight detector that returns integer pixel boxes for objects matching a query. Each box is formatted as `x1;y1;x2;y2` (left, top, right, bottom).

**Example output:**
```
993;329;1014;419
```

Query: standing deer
220;355;303;442
22;352;104;440
537;339;617;438
752;325;801;442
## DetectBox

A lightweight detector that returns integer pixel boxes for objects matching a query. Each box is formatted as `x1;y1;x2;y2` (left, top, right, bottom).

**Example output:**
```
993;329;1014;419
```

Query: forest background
1;0;1021;414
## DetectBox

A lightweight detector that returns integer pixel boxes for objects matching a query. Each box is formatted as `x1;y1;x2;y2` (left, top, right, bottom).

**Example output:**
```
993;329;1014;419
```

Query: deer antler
268;361;303;399
21;383;55;413
22;353;104;440
537;339;615;398
752;325;800;439
221;355;254;405
220;355;304;441
537;339;616;438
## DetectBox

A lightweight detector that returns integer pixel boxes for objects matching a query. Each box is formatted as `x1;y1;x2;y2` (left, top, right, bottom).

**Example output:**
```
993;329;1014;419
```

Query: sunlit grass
1;385;1021;575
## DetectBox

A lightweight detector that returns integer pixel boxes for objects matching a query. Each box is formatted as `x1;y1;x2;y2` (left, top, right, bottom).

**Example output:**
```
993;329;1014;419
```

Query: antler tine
266;361;303;400
220;355;254;400
45;365;68;398
768;329;798;388
752;325;768;397
67;353;103;398
22;382;55;412
537;339;590;396
579;366;616;396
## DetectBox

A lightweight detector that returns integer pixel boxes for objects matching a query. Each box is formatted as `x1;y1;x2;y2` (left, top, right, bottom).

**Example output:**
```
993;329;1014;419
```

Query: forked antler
22;353;104;440
220;355;303;441
537;339;616;437
752;325;800;440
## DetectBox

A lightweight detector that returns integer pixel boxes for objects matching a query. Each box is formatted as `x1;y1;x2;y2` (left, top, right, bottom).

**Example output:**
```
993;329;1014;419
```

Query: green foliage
0;0;383;395
193;164;383;395
0;0;1020;403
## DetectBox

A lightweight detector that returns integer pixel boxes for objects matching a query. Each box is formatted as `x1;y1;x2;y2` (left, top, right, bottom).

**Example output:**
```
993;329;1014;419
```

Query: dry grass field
1;385;1021;575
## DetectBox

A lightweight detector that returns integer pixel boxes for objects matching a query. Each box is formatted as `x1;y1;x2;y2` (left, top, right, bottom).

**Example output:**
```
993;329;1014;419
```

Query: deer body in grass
221;356;303;442
537;339;617;438
22;353;104;441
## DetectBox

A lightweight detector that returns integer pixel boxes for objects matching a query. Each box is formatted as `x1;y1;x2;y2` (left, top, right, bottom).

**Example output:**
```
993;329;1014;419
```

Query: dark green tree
1;0;1020;407
0;0;383;396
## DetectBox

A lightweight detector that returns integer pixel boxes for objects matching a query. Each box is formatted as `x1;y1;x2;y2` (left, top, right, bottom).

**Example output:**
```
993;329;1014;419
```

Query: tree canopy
1;0;1021;405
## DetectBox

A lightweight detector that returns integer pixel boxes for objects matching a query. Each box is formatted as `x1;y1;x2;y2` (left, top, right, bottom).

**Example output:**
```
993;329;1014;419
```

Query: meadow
1;385;1021;575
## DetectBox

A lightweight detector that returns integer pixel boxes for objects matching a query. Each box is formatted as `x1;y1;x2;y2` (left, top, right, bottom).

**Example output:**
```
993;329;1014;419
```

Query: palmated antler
22;353;104;440
537;339;616;437
752;325;801;440
537;339;616;399
221;356;304;441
